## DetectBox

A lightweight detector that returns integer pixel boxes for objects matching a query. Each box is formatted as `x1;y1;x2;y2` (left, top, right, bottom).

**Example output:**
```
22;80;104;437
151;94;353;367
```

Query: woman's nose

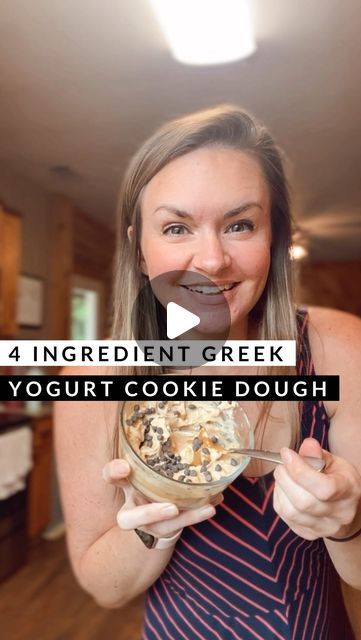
192;234;231;275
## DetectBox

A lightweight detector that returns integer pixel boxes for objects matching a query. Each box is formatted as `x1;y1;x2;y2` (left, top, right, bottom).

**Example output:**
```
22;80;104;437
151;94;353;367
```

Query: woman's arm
315;308;361;588
273;308;361;590
55;369;215;608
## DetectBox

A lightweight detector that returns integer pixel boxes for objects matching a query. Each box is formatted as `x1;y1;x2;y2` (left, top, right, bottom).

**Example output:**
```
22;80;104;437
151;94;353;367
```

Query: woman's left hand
273;437;361;540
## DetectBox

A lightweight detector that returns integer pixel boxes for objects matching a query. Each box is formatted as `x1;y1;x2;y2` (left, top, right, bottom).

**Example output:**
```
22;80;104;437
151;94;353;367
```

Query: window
70;275;105;339
71;288;98;340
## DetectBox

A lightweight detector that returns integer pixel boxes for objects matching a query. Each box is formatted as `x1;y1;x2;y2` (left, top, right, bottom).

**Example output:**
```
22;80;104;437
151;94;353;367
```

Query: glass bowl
119;400;253;509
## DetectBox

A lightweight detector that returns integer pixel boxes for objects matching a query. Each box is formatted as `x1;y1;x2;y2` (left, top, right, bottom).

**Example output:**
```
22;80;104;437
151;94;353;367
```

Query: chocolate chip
158;402;165;409
156;427;164;434
192;438;203;452
215;464;222;472
178;475;186;482
157;435;164;441
200;465;208;473
205;472;212;482
188;404;196;410
189;469;197;477
231;458;238;466
184;469;190;476
211;436;218;444
201;447;210;456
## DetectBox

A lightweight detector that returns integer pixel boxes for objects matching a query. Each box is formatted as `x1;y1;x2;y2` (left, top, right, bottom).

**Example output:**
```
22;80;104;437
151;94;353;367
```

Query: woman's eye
227;220;255;233
163;224;188;236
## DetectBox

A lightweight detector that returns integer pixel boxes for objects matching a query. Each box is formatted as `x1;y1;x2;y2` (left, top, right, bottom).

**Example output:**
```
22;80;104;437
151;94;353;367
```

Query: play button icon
166;302;200;339
131;270;231;367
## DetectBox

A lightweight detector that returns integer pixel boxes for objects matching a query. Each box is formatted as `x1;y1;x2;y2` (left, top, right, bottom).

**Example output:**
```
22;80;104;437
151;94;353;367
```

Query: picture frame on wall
16;274;44;328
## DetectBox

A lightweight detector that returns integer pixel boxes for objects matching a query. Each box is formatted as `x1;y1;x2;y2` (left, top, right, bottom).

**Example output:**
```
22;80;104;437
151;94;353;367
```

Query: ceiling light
290;245;308;260
150;0;256;65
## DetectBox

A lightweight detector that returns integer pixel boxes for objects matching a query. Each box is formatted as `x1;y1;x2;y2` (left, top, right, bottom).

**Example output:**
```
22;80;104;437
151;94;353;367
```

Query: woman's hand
102;458;218;540
273;438;361;540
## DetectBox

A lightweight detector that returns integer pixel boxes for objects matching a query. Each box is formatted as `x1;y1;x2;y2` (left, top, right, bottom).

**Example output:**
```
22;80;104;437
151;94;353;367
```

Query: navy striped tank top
142;311;354;640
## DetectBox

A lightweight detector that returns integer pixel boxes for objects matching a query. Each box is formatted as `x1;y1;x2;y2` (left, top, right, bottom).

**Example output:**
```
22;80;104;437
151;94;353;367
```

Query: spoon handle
234;448;326;472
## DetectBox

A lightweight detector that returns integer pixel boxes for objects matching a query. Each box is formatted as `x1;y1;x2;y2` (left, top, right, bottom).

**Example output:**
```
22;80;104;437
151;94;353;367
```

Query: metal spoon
229;448;326;472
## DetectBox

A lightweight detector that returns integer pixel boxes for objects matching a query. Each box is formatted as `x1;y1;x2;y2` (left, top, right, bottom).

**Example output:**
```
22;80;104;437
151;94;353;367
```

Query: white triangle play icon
166;302;200;339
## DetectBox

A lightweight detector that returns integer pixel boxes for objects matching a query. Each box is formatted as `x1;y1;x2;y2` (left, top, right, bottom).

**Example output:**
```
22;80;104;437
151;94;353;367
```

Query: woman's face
137;147;272;338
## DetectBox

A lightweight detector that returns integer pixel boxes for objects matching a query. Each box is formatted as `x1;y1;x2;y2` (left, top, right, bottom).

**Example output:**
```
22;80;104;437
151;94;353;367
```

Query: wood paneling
47;198;114;340
297;261;361;317
0;207;22;336
73;209;114;283
48;199;73;339
73;208;114;338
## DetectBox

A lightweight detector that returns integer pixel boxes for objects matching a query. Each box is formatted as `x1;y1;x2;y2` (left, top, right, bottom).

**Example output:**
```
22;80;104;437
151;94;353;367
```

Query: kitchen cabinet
0;206;22;336
27;413;53;537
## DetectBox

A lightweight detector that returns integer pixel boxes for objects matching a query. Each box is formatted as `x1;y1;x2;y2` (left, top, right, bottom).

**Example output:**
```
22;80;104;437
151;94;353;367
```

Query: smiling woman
55;105;361;640
115;106;296;359
139;147;271;340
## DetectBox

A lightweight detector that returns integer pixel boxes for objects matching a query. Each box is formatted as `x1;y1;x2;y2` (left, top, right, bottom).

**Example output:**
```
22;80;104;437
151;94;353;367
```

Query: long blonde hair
111;105;301;450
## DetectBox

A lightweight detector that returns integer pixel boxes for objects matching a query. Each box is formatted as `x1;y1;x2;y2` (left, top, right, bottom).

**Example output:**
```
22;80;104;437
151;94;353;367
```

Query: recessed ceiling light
150;0;256;65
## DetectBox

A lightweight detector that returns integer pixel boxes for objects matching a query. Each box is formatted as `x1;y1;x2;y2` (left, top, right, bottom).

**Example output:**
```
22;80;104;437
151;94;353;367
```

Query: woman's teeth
183;283;236;295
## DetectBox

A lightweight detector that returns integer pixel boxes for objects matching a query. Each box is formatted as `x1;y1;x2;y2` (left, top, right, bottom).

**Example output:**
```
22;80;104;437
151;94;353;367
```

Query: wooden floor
0;536;145;640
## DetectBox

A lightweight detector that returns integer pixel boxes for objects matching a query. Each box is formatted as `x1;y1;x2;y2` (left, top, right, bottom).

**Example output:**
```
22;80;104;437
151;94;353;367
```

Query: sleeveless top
142;311;354;640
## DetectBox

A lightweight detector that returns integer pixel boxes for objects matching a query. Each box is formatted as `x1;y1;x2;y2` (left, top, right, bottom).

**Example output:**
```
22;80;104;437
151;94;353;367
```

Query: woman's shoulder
306;305;361;341
305;305;361;372
304;307;361;420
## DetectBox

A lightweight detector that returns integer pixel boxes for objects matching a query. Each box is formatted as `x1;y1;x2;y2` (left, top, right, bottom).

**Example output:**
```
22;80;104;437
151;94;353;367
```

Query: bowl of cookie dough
119;400;253;509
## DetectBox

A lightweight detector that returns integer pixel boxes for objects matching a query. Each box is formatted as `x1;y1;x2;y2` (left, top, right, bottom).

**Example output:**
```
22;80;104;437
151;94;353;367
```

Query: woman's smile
178;279;241;310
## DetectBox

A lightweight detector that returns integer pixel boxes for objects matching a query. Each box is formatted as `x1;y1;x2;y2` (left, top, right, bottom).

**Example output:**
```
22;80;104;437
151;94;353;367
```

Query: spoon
229;448;326;472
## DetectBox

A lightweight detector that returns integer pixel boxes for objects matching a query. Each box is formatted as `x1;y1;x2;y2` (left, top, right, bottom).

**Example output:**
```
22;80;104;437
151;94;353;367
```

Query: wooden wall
47;198;73;340
297;261;361;317
47;196;115;340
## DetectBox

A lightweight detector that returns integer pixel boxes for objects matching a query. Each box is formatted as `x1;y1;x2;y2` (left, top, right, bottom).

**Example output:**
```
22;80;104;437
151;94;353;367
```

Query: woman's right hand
102;458;218;540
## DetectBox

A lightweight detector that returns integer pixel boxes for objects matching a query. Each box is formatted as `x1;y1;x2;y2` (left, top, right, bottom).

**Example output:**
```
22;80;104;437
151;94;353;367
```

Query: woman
55;105;361;639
